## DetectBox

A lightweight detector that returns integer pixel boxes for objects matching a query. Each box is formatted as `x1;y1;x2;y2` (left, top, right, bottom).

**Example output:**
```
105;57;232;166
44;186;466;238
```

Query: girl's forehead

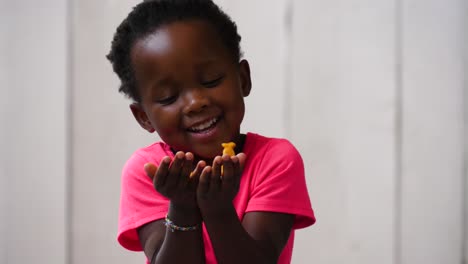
136;20;226;57
130;20;232;81
138;27;173;55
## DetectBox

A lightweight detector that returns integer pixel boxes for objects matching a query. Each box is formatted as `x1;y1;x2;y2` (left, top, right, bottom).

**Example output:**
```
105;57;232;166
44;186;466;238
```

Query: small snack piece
221;142;236;176
221;142;236;156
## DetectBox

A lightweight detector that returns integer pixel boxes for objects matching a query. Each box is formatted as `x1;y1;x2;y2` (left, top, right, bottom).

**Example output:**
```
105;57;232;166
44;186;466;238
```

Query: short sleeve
117;151;169;251
245;140;315;229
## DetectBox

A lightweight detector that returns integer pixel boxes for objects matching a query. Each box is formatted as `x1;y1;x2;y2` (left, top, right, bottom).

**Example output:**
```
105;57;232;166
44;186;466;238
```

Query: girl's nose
182;88;210;115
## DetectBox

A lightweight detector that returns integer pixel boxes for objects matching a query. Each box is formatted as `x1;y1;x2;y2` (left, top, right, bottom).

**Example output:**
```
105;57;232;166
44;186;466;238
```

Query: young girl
107;1;315;263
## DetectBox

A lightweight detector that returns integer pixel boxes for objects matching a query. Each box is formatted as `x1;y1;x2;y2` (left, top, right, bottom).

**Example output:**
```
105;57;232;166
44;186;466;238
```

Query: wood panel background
0;0;466;264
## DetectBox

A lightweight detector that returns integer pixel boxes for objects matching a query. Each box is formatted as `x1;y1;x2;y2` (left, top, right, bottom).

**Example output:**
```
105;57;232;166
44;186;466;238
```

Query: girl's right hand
144;151;206;208
196;153;246;215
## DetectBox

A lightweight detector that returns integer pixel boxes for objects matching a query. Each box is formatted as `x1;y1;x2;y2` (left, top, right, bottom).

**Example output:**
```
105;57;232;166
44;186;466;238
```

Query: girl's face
130;20;251;159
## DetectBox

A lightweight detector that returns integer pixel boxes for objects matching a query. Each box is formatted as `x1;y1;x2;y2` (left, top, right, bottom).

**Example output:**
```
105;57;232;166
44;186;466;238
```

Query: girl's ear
129;103;156;133
239;59;252;97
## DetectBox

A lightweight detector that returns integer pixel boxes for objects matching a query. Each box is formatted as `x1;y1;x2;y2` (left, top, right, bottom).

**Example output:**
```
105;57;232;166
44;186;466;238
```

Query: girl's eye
156;95;177;105
201;76;224;88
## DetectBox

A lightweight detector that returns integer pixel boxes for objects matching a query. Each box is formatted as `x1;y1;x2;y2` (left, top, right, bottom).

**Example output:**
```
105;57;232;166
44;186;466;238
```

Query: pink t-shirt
118;132;316;264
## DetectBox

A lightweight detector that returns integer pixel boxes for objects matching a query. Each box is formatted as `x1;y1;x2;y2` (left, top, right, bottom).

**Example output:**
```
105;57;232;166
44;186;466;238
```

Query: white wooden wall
1;1;466;264
0;1;68;264
70;1;147;263
400;1;465;263
0;1;8;263
290;1;398;262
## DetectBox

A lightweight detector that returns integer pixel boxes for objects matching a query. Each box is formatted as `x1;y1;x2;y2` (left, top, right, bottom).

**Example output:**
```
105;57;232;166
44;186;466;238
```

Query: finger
179;152;194;188
189;160;206;189
144;163;157;180
233;153;246;192
197;166;212;197
230;155;242;191
212;155;222;176
191;160;206;179
166;151;184;188
236;153;247;172
230;155;241;179
221;155;235;190
210;156;222;191
153;156;171;187
230;155;239;173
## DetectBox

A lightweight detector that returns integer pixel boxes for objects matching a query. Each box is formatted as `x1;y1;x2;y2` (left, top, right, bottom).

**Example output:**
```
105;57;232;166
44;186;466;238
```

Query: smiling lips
187;117;220;133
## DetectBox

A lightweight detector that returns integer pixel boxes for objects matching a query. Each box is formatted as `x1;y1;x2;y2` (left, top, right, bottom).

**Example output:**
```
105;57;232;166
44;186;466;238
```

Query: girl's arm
198;154;295;264
138;203;205;264
204;208;294;264
138;152;206;264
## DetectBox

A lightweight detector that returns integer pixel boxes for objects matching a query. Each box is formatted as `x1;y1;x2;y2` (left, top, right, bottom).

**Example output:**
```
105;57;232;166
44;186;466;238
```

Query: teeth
189;118;218;132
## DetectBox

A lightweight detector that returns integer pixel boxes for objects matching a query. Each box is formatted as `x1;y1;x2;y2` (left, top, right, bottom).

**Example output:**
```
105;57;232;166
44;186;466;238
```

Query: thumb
144;163;158;179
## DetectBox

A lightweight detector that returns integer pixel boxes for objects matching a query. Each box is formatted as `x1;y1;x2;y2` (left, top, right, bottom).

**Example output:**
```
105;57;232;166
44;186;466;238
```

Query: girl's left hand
196;153;246;215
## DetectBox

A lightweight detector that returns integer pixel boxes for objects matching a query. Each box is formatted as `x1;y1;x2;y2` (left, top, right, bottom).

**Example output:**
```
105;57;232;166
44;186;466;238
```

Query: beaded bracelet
164;215;199;232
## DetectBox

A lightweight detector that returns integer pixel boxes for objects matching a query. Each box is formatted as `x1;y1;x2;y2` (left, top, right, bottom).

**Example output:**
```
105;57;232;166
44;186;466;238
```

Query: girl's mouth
187;117;220;133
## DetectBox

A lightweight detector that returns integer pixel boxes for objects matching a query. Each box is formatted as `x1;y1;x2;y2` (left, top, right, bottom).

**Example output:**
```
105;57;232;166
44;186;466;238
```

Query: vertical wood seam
283;0;293;139
65;0;74;263
394;0;403;263
462;2;468;263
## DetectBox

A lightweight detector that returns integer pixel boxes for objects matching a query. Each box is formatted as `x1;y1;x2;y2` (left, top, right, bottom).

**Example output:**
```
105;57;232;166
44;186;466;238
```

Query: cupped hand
144;151;206;208
196;153;246;214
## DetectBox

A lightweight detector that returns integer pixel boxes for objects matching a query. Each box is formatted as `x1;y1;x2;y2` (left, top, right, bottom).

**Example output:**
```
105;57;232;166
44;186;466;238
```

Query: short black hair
106;0;242;102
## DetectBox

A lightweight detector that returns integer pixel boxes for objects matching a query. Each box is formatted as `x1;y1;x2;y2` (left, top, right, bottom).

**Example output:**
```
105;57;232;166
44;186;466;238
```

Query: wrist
168;201;202;226
200;200;236;221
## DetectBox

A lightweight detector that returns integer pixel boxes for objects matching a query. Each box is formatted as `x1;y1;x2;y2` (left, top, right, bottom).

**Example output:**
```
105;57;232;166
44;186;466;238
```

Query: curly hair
106;0;243;102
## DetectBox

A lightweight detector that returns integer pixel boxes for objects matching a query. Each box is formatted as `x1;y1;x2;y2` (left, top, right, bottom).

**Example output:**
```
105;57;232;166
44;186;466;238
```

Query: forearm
154;202;205;264
202;205;275;264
